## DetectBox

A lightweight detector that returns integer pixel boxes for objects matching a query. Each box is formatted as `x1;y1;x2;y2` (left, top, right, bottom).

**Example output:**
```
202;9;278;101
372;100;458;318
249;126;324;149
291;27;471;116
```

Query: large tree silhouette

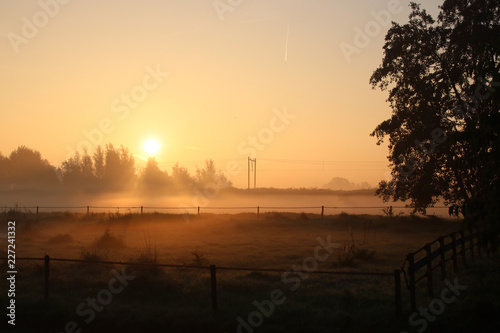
370;0;499;223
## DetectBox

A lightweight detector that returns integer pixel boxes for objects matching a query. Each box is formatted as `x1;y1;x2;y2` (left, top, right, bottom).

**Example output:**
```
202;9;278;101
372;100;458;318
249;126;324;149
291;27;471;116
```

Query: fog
0;188;452;217
0;145;452;217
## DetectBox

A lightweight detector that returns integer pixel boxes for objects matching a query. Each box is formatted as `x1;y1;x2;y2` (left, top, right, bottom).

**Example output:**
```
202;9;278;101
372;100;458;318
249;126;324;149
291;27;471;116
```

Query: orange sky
0;0;441;188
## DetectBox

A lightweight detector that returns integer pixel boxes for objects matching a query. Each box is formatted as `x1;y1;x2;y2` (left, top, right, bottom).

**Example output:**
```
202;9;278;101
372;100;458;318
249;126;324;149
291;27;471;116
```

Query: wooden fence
13;225;493;318
403;225;483;312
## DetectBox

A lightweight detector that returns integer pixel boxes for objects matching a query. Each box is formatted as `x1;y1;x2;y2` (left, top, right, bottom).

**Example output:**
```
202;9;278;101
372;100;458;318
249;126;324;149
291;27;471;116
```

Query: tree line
0;145;231;195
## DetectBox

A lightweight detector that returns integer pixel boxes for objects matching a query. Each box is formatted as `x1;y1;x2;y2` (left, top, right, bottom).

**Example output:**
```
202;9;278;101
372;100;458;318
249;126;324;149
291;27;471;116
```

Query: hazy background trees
0;144;233;197
0;146;59;192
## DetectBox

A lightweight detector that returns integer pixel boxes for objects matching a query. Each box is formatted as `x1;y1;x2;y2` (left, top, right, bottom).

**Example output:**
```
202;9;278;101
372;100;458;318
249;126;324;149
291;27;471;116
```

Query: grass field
1;211;499;332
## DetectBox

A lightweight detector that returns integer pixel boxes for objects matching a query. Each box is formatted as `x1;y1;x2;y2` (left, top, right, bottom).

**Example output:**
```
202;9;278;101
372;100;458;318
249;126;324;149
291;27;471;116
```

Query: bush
352;248;376;260
94;229;126;249
337;243;354;267
190;249;209;266
128;235;162;276
80;247;109;262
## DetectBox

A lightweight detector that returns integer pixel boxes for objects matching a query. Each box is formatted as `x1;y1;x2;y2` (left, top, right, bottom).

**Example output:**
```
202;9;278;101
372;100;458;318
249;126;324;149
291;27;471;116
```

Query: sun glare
144;139;160;155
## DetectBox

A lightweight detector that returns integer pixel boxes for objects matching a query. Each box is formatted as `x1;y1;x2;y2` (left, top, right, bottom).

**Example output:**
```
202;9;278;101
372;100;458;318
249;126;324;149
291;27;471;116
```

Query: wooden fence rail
404;225;483;312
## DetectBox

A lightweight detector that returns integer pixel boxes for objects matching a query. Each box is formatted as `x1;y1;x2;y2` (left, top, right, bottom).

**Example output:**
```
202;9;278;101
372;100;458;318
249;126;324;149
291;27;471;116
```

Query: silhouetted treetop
370;0;499;221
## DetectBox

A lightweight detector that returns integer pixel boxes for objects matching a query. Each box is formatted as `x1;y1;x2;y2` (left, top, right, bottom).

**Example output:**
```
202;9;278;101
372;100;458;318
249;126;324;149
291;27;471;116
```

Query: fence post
439;237;446;281
408;253;416;313
87;206;90;215
198;206;200;215
394;269;402;317
469;226;475;262
425;244;434;297
451;233;458;274
460;230;466;266
141;206;143;214
321;206;324;219
257;206;260;218
44;255;50;302
210;265;217;314
36;206;39;215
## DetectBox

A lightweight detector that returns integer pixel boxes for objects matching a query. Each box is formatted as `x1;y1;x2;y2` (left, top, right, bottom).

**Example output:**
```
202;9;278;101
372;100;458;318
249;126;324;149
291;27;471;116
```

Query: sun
143;139;160;156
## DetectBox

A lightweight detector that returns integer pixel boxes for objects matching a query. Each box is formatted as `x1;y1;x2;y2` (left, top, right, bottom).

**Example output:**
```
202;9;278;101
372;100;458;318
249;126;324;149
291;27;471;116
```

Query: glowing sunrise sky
0;0;441;188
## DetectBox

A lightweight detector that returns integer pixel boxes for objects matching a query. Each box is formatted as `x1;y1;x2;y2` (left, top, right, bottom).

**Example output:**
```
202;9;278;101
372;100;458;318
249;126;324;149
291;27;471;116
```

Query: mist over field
0;188;452;217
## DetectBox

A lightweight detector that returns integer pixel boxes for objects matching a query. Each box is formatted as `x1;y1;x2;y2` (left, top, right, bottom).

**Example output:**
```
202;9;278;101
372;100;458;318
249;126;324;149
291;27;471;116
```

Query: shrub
80;247;109;262
128;235;162;276
352;248;376;260
94;229;126;249
337;243;355;267
190;249;209;266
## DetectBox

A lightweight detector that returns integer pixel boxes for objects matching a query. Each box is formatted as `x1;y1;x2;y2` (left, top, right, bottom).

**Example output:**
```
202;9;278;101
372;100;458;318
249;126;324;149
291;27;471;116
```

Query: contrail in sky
285;23;290;62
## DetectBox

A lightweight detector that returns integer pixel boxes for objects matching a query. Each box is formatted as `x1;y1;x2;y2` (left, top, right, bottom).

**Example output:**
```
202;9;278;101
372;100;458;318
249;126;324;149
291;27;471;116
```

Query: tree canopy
370;0;500;223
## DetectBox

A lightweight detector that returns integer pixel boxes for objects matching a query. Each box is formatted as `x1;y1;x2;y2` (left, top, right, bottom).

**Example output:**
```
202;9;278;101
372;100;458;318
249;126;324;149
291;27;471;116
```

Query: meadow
1;210;499;333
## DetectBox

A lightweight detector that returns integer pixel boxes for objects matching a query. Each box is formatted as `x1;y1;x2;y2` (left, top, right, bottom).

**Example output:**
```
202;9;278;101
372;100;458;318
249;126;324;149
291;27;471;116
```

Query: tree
138;157;171;195
195;159;232;190
7;146;59;191
171;163;195;192
0;153;10;190
370;0;499;223
102;144;136;191
93;145;105;180
61;144;136;193
61;149;98;192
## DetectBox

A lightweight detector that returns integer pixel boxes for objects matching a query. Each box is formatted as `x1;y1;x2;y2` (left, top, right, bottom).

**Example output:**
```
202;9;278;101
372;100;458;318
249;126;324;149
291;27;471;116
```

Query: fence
12;227;493;318
1;204;452;217
16;255;402;316
402;224;484;312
